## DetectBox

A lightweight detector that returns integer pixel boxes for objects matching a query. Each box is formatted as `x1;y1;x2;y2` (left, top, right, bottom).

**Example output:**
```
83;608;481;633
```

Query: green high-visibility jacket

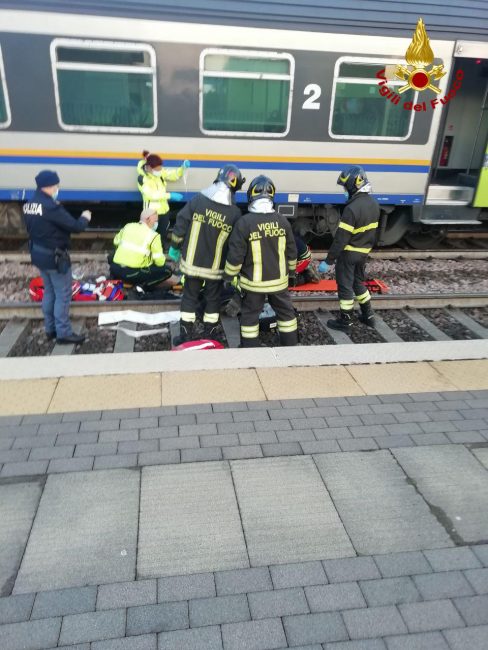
113;222;166;268
137;160;184;216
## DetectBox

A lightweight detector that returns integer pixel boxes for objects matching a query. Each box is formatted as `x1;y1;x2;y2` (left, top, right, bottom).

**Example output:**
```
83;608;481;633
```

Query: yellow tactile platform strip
1;359;487;416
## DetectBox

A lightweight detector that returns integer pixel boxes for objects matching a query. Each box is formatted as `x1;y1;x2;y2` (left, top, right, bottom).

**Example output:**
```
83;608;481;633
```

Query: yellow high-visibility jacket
113;222;166;268
137;159;184;216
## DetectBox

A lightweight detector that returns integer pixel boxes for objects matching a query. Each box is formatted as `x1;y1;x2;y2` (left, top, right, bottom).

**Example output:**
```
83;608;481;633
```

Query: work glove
168;246;181;262
81;210;92;222
169;192;184;201
223;276;240;292
182;160;191;169
318;261;330;273
288;274;297;287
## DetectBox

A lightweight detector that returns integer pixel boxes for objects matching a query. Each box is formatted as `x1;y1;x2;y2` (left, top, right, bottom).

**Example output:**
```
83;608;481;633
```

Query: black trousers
240;289;298;344
335;251;371;310
181;277;222;324
110;262;172;290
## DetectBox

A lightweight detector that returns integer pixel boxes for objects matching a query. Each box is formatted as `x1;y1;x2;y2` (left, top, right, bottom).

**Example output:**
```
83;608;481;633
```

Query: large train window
329;57;417;141
199;49;294;137
0;45;12;128
50;39;157;133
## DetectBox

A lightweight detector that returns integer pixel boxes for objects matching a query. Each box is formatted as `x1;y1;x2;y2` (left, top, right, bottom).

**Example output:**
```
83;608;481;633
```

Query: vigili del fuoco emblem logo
394;18;446;93
377;18;464;111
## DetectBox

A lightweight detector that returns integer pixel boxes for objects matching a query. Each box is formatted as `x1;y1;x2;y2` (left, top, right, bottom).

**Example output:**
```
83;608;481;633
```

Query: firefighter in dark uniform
223;175;298;347
319;166;380;331
168;164;244;343
23;170;91;344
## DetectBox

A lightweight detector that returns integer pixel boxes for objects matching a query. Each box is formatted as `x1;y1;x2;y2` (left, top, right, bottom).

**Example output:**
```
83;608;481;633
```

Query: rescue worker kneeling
223;175;298;347
318;166;380;331
110;208;173;290
168;164;244;343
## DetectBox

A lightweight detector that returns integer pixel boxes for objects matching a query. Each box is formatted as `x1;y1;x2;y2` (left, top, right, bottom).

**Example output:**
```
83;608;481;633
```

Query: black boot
279;330;298;346
358;301;376;327
56;333;85;344
327;310;353;332
203;322;220;340
172;320;195;346
239;337;264;348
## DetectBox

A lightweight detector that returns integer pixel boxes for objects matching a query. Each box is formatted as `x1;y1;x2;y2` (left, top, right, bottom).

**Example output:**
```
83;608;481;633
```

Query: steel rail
1;293;487;319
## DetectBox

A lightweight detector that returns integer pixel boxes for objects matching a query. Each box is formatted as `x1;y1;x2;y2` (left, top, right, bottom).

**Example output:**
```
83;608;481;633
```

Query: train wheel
404;228;445;249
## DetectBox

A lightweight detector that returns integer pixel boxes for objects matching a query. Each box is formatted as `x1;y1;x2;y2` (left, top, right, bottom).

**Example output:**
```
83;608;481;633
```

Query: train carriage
0;0;487;247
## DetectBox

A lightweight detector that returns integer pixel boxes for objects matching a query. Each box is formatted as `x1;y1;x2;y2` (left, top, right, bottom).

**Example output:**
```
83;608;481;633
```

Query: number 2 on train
302;84;321;110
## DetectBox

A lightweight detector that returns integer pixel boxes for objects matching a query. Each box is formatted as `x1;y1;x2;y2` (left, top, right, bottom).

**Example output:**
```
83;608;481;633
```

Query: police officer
137;151;190;238
110;207;173;290
168;165;244;343
319;166;380;331
23;170;91;344
223;175;298;347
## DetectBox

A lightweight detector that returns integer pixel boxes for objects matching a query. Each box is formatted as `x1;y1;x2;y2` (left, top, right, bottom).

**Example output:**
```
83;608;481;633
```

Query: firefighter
23;170;91;344
318;166;380;331
137;151;190;237
110;207;173;290
223;175;298;347
168;164;244;343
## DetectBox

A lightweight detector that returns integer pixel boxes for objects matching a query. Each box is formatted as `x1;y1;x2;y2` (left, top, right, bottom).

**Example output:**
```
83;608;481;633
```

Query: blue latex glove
182;160;191;169
169;192;184;201
168;246;181;262
318;261;330;273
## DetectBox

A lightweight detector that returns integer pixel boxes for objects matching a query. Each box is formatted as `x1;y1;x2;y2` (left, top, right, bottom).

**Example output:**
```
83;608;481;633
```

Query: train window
0;46;12;128
50;39;157;133
329;57;416;141
200;49;294;137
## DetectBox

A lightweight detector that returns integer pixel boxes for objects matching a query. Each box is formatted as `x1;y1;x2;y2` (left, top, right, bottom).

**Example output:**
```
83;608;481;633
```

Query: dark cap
35;170;60;188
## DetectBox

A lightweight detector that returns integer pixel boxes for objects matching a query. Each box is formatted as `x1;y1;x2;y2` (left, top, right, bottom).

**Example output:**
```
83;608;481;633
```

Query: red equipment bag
172;339;224;351
29;277;125;302
289;278;389;294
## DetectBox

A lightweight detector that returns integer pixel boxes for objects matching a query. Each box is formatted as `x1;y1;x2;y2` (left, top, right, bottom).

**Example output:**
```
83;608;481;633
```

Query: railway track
1;294;487;357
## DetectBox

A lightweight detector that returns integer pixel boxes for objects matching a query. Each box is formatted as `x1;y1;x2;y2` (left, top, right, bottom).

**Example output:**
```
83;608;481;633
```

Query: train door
423;41;488;226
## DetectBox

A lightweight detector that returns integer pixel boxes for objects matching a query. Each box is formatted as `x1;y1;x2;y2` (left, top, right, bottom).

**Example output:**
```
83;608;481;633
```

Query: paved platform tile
231;456;354;566
222;617;287;650
0;379;57;417
314;451;452;555
0;479;43;597
443;623;488;650
58;609;125;645
49;374;161;413
159;625;222;650
14;470;139;593
138;462;248;578
0;617;61;650
384;631;449;649
32;585;96;619
393;445;488;544
432;359;488;391
160;369;265;405
256;366;364;400
347;363;456;396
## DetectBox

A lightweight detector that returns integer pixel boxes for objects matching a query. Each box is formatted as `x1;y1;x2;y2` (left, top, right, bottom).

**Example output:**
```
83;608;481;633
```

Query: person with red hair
137;150;190;238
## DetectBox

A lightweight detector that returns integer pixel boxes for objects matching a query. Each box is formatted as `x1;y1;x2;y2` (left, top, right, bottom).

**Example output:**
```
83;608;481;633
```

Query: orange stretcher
289;279;389;294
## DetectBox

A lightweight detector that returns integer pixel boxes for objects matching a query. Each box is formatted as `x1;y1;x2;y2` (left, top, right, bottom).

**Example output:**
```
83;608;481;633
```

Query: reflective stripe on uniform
241;324;260;338
203;312;219;324
278;236;286;280
180;259;224;280
338;221;354;233
288;259;297;271
224;261;242;275
355;290;371;304
344;245;372;254
353;222;378;234
117;241;151;256
186;221;201;266
152;252;164;260
277;318;297;333
180;311;196;322
251;240;263;283
239;276;288;293
339;299;354;311
212;230;230;271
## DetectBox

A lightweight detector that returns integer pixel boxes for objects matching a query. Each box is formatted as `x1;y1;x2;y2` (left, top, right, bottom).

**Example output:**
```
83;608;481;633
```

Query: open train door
422;41;488;234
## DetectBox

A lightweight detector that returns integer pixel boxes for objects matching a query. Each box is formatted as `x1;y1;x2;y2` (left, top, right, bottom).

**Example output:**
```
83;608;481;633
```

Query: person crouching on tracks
110;208;174;291
137;151;190;239
223;175;298;348
318;166;380;331
168;164;244;344
23;170;91;344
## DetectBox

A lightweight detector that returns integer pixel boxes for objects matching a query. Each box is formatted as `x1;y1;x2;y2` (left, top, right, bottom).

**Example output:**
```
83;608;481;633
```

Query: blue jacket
23;189;89;269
